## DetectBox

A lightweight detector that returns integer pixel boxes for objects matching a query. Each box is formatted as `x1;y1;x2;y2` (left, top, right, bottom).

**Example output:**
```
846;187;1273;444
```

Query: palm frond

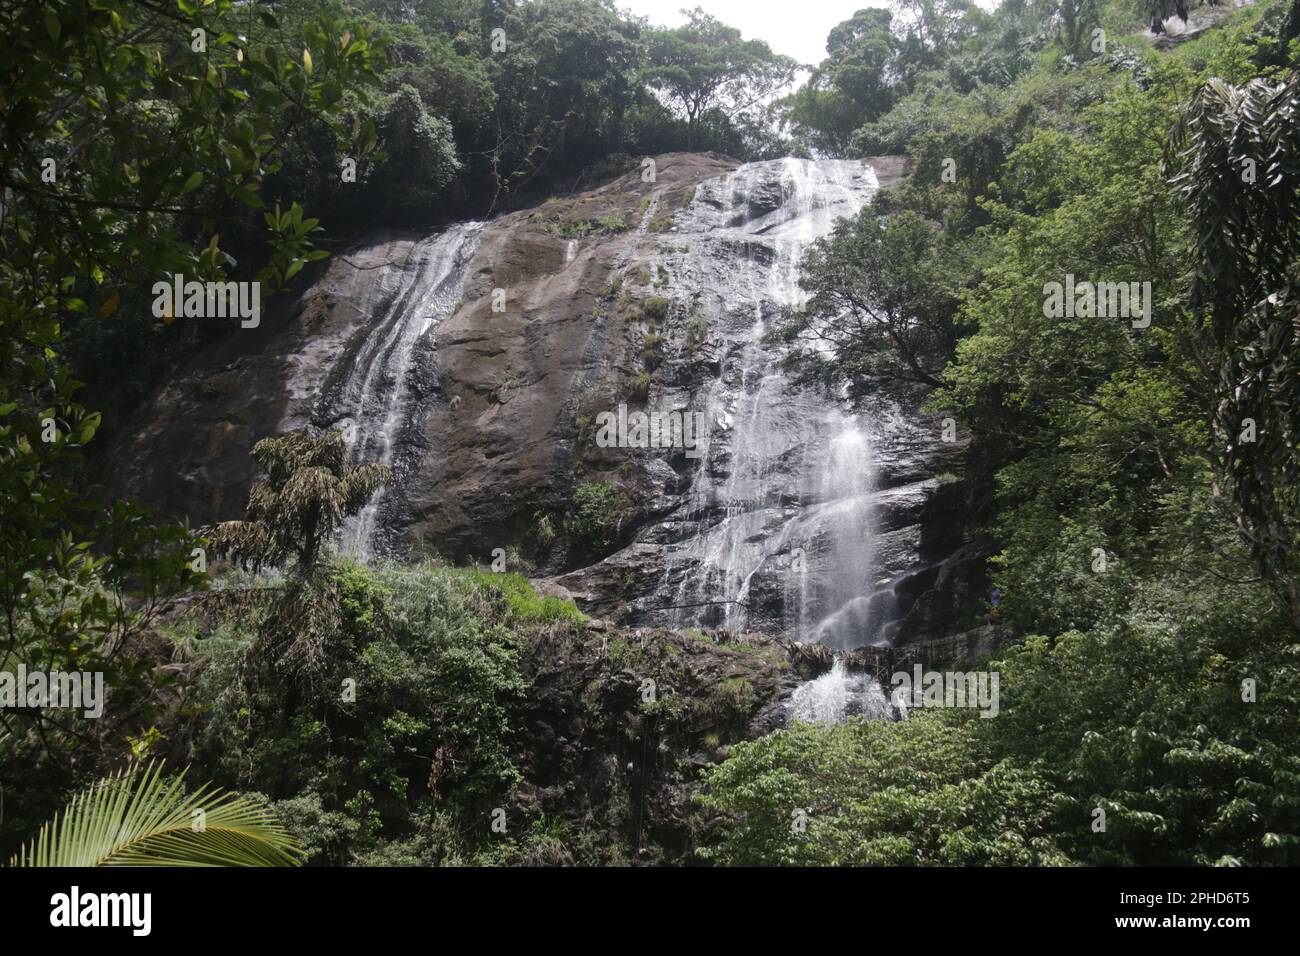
9;762;303;867
340;463;395;512
201;519;278;566
306;428;347;472
283;466;346;523
214;428;392;574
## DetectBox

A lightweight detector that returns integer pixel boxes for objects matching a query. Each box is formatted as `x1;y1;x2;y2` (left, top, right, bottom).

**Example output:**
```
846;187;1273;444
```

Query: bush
699;581;1300;867
697;713;1067;866
176;559;532;864
450;568;588;625
564;481;628;558
627;371;652;402
981;600;1300;866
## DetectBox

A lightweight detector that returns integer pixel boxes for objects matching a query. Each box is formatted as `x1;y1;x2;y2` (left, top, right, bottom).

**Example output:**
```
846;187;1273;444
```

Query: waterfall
788;660;892;724
330;222;484;558
309;159;903;721
619;158;904;722
643;159;894;649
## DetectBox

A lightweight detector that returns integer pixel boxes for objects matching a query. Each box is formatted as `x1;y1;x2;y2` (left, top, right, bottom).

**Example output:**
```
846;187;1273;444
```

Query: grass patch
547;214;630;240
627;371;652;402
452;568;588;625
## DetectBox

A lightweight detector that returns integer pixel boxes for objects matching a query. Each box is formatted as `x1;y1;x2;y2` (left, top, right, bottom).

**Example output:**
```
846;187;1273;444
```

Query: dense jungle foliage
1;0;1297;865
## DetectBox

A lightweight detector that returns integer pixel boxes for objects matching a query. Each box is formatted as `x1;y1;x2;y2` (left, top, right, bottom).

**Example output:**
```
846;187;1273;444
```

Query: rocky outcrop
511;620;800;863
403;152;740;559
102;230;445;522
103;153;739;542
103;151;989;656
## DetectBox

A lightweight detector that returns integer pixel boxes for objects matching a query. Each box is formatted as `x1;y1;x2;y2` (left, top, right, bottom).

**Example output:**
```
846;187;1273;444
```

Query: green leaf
10;762;303;867
78;413;102;444
232;183;263;208
180;170;204;194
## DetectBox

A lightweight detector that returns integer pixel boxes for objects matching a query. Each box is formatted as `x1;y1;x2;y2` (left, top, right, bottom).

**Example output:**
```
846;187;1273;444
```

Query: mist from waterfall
788;660;893;724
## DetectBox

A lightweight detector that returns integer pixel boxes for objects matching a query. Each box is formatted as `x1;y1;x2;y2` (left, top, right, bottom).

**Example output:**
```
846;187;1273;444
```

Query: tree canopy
642;7;799;148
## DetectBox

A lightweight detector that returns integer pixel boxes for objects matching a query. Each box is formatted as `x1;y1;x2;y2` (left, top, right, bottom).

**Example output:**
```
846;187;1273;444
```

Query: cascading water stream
330;222;484;558
788;660;893;724
635;158;899;723
317;160;903;723
648;161;888;639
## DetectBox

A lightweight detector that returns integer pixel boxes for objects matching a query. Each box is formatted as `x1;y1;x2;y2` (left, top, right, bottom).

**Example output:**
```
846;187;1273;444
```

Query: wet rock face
532;156;978;649
102;154;736;538
403;152;740;560
104;150;981;651
102;229;440;524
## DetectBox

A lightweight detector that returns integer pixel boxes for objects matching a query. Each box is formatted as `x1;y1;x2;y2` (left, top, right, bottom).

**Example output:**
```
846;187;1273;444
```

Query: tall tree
203;430;393;578
1170;74;1300;628
773;207;966;393
0;0;380;848
487;0;641;198
642;7;798;149
777;8;899;155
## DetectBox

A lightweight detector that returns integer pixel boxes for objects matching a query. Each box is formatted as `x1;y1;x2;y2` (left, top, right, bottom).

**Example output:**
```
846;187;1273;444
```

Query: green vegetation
686;313;710;355
643;325;664;371
641;8;798;149
706;677;758;727
564;480;629;557
702;597;1300;865
703;0;1300;867
0;0;379;853
11;762;303;867
175;559;541;865
640;297;671;321
546;214;629;239
203;429;392;578
3;0;1299;869
699;714;1065;866
451;569;588;625
628;371;653;402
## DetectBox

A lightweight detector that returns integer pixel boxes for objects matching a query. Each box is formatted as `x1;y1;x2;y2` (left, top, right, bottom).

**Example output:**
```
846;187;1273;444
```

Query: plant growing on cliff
628;372;653;402
203;430;392;579
564;481;628;558
643;325;664;371
774;206;967;393
546;215;629;239
686;313;710;355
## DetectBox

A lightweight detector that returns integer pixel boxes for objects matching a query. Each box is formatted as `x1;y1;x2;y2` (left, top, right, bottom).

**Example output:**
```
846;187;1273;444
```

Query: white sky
616;0;1002;68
